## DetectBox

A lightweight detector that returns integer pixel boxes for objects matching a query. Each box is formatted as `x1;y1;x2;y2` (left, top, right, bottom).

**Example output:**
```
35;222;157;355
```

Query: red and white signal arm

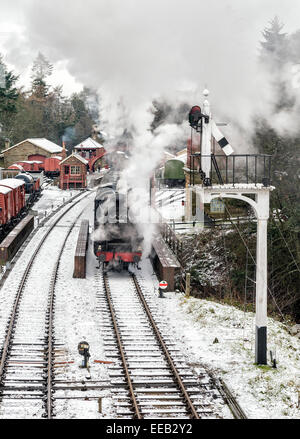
159;280;168;290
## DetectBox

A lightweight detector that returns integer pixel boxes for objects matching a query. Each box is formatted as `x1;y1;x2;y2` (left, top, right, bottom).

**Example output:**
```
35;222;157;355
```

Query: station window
71;166;81;175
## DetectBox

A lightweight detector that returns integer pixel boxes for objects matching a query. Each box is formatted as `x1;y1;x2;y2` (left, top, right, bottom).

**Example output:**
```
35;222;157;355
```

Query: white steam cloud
2;1;300;142
2;0;300;254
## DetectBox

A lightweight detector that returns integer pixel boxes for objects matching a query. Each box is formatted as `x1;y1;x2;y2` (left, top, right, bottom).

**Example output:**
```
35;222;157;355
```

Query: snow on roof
175;149;187;164
2;138;62;154
164;151;175;158
9;164;24;170
60;153;88;165
74;137;104;150
0;186;12;195
0;178;25;189
52;156;62;160
18;160;43;164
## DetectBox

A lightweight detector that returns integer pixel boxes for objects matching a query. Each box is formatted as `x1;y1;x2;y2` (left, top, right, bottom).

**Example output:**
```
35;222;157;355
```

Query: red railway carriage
0;186;13;225
8;164;25;172
8;161;42;172
19;161;43;172
28;154;46;165
0;179;26;218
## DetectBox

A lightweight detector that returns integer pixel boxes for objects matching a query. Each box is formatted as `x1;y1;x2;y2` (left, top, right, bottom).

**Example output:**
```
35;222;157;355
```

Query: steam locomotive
94;169;143;271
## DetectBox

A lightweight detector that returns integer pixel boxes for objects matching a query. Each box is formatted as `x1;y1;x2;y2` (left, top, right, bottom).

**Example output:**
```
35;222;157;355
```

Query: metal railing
189;154;272;187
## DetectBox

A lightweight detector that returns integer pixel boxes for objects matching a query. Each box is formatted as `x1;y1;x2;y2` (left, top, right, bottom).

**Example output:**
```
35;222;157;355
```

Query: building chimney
61;141;67;159
4;138;10;149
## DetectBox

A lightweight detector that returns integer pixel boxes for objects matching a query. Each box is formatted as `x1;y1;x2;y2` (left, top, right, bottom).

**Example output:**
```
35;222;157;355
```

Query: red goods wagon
0;186;13;226
0;179;26;218
44;156;62;176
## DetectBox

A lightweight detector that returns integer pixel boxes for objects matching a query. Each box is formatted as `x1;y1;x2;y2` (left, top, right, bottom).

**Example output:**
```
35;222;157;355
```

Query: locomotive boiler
94;170;143;271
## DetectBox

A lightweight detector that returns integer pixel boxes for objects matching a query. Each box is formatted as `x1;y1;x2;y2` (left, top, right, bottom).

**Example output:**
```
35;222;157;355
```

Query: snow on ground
134;257;300;419
33;186;78;222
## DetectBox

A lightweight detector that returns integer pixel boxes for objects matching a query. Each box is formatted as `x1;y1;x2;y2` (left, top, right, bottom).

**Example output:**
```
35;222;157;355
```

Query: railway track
0;192;91;419
99;270;223;419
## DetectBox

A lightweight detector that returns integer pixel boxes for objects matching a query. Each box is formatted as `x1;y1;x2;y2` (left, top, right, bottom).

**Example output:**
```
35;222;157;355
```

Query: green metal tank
163;159;185;187
163;159;185;180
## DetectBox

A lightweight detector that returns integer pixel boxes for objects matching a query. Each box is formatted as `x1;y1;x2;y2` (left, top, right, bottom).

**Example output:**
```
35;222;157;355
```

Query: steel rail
207;371;247;419
131;274;200;419
0;192;91;387
46;206;88;419
102;273;142;419
218;378;247;419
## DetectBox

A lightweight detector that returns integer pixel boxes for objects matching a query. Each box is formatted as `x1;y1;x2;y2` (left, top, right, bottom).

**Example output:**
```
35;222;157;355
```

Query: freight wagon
0;175;41;239
0;179;26;221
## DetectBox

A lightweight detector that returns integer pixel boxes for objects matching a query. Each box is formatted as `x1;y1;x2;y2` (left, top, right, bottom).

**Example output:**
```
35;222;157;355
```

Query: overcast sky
0;0;300;138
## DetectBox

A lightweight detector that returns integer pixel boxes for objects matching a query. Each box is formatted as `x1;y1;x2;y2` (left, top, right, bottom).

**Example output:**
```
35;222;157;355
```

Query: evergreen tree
260;17;294;111
31;52;53;99
0;55;19;149
252;17;300;318
69;89;99;145
260;16;288;67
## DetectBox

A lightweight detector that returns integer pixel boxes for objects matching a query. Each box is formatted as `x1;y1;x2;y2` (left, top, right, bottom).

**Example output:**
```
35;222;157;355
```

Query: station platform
150;233;181;292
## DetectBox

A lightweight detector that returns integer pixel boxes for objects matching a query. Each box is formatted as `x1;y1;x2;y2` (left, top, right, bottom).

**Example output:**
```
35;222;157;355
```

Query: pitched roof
74;137;104;150
0;178;25;189
175;149;187;164
0;186;12;195
60;153;88;165
2;138;62;154
8;164;24;171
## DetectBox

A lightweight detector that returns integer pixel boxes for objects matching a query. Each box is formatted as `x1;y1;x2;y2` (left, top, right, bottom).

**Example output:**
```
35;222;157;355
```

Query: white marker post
255;191;270;364
201;89;212;179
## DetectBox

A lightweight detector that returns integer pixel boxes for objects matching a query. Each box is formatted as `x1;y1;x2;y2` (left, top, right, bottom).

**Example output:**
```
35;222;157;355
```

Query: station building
0;138;63;169
74;137;106;171
59;153;88;190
